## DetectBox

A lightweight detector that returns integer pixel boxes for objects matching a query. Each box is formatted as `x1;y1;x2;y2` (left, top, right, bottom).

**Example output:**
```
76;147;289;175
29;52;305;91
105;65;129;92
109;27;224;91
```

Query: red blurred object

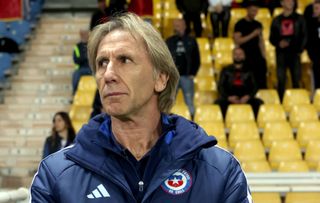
0;0;23;21
128;0;153;16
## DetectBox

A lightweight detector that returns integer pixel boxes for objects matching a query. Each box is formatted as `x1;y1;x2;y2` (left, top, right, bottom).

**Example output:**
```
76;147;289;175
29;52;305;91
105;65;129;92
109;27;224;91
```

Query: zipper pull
138;181;144;192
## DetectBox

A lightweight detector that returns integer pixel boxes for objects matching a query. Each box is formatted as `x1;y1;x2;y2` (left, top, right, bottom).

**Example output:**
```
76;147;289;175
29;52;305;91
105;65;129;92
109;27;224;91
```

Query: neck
283;9;293;16
245;16;254;21
111;111;162;161
58;130;68;140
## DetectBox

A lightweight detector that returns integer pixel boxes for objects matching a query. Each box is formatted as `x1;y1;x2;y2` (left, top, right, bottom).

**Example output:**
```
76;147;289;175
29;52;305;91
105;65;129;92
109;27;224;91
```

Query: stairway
0;14;90;188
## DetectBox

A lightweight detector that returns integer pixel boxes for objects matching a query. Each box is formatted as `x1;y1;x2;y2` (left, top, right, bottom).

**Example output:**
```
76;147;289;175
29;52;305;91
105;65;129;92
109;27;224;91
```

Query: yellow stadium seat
313;89;320;112
77;76;97;92
233;140;266;163
241;161;272;173
73;90;96;106
194;76;216;91
296;121;320;148
282;89;310;112
196;64;214;77
263;121;294;148
251;193;281;203
216;139;229;150
69;105;92;122
194;90;217;106
194;104;223;123
229;8;247;37
285;192;320;203
269;140;303;170
229;122;260;149
171;104;191;120
175;89;185;105
278;160;309;172
196;37;211;53
213;51;233;73
72;120;85;133
257;104;286;128
317;162;320;171
273;8;283;17
255;89;280;104
225;104;255;128
289;104;318;128
199;121;226;143
305;141;320;169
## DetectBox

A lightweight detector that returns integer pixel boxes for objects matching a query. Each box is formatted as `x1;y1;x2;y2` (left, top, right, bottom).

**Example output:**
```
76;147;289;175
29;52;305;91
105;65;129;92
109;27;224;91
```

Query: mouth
105;92;126;97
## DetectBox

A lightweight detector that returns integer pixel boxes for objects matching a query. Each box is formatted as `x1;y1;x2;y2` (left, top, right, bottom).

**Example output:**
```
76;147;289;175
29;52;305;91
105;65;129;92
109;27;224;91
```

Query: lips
105;92;126;97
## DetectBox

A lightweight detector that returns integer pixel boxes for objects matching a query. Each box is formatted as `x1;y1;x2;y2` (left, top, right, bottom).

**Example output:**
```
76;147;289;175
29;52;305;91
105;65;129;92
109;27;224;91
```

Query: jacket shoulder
197;146;241;175
40;146;76;178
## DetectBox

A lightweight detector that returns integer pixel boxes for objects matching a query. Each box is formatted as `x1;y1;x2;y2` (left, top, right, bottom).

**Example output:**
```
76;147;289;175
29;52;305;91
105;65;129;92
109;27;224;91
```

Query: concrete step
19;61;74;69
0;120;52;129
0;103;70;111
11;76;71;83
0;136;46;147
0;111;57;121
27;44;74;56
10;82;72;92
1;175;34;188
23;55;73;64
17;67;73;77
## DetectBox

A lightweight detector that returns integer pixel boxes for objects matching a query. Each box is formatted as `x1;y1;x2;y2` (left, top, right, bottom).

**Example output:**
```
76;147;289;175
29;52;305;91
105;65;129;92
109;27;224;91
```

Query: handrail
0;188;29;203
247;172;320;192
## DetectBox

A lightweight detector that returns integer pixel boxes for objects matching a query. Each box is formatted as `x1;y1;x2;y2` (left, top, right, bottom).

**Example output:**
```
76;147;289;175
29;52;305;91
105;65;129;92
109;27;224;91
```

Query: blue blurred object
29;0;42;22
0;22;8;37
8;20;31;38
0;52;12;80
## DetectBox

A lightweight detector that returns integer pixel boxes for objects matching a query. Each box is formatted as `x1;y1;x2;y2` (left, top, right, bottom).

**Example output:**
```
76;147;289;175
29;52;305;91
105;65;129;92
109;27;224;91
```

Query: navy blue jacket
30;114;252;203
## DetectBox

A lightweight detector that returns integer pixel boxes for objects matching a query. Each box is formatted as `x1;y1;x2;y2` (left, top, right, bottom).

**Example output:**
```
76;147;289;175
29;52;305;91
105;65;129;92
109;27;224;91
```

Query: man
90;0;109;30
215;47;263;118
269;0;307;100
176;0;208;37
166;19;200;120
234;0;267;89
208;0;232;38
72;29;91;94
304;0;320;90
30;13;251;203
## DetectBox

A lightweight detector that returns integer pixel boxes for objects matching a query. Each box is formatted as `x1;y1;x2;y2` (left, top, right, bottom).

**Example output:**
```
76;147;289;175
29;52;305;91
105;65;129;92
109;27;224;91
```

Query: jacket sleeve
222;157;252;203
42;138;50;159
175;0;185;13
190;38;201;76
297;15;307;53
30;161;57;203
217;68;229;99
269;17;280;48
73;45;80;66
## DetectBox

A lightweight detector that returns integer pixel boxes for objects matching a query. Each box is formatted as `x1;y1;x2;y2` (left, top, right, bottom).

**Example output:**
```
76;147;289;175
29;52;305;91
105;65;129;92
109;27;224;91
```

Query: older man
30;13;251;203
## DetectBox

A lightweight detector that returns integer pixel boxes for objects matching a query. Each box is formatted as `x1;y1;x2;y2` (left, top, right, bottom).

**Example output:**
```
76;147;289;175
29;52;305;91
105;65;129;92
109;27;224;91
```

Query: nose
103;61;118;84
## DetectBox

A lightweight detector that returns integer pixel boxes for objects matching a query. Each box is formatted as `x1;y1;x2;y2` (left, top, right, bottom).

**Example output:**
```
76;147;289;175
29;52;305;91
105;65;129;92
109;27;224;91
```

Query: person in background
215;47;263;118
72;29;92;95
42;111;76;159
269;0;307;100
234;0;267;89
208;0;232;38
176;0;208;37
90;0;109;30
166;18;200;120
304;0;320;90
107;0;127;15
31;13;251;203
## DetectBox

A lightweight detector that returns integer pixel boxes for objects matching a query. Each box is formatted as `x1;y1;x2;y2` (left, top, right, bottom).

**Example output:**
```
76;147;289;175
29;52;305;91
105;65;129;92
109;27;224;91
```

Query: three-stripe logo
87;184;110;199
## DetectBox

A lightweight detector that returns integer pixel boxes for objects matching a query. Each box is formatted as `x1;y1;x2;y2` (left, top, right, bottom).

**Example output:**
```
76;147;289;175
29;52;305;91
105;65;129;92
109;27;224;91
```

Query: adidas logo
87;184;110;199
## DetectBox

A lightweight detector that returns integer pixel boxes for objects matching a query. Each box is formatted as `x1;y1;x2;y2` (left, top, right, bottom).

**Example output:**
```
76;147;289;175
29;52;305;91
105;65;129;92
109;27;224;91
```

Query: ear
154;72;169;93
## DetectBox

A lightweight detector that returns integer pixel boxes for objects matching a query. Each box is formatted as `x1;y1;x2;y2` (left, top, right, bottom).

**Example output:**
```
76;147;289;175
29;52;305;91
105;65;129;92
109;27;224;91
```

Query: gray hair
87;12;179;113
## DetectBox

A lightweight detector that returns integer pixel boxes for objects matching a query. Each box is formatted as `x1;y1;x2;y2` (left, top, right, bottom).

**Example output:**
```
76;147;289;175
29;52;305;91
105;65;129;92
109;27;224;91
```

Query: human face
233;48;246;66
173;19;186;36
54;114;66;133
281;0;295;11
247;5;259;20
95;30;168;119
313;3;320;17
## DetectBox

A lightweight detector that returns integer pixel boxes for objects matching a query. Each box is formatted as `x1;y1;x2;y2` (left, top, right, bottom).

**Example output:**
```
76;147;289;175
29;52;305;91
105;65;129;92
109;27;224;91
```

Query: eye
119;55;132;64
98;58;109;67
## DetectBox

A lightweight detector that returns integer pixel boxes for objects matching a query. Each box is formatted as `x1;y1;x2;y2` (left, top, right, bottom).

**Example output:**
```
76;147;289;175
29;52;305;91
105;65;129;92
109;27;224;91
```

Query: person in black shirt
234;0;267;89
90;0;109;30
215;47;263;118
270;0;307;100
304;0;320;90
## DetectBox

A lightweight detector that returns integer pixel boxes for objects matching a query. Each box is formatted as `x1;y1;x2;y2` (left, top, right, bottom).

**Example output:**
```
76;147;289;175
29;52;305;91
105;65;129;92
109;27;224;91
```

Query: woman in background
42;111;76;159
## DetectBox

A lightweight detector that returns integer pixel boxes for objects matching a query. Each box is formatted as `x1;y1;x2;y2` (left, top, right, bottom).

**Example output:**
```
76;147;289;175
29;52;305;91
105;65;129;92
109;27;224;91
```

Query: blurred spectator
0;37;20;53
90;90;104;118
42;112;76;159
261;0;281;15
72;29;92;95
304;0;320;90
269;0;307;100
234;0;267;89
128;0;153;17
166;19;200;119
90;0;109;30
215;47;263;118
176;0;208;37
107;0;127;15
208;0;232;38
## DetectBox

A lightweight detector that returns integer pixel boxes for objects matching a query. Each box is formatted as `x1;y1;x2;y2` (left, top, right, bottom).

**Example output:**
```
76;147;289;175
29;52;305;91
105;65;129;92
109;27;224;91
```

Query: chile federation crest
161;169;192;195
